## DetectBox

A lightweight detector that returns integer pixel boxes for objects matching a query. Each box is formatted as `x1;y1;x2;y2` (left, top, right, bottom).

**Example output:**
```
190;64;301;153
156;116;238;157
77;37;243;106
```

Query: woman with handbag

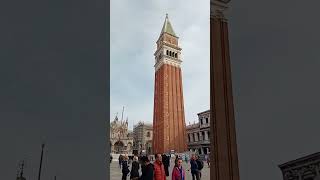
130;156;140;180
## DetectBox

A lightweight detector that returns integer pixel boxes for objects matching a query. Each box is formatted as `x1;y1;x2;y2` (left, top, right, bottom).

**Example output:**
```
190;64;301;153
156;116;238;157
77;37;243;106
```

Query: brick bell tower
152;14;187;154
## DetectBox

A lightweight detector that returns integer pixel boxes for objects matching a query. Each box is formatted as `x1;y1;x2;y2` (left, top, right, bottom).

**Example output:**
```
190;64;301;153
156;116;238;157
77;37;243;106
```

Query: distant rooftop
197;109;210;115
278;152;320;169
133;121;153;128
186;122;200;129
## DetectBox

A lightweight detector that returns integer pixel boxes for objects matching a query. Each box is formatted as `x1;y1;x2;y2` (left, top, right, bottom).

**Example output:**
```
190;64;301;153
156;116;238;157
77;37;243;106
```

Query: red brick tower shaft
152;14;187;154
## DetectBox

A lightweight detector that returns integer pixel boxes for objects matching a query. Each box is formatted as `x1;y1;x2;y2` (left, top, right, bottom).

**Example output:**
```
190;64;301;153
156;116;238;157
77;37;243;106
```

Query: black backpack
196;159;204;170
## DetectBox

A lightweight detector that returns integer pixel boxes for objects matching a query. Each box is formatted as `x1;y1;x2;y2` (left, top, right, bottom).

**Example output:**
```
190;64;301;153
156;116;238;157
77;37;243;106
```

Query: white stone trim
154;57;181;71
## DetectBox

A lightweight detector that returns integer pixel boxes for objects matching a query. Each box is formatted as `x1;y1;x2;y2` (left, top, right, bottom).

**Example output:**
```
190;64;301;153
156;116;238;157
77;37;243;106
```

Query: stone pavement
110;160;210;180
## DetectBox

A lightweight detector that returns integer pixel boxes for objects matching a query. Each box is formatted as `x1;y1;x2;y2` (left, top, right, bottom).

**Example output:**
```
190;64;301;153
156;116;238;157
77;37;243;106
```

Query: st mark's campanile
152;14;187;154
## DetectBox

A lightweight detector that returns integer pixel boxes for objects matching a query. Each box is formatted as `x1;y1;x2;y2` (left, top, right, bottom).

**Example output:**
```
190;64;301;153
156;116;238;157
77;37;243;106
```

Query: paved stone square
110;160;210;180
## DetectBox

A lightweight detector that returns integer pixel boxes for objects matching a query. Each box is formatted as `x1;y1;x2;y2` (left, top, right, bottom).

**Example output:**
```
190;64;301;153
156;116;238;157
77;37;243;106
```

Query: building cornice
154;57;182;71
279;152;320;169
211;0;230;20
197;110;211;116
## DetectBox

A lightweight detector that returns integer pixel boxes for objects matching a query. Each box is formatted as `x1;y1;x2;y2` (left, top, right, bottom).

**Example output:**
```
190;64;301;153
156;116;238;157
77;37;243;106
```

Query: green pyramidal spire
160;14;177;37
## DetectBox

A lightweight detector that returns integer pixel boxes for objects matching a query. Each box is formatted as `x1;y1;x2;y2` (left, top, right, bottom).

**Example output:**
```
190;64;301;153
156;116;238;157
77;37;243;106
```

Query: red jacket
171;166;185;180
153;161;166;180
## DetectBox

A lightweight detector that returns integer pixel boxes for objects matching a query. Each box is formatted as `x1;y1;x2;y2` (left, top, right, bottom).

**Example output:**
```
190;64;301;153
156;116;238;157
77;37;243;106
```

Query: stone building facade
110;115;133;155
279;152;320;180
132;121;153;155
186;110;211;155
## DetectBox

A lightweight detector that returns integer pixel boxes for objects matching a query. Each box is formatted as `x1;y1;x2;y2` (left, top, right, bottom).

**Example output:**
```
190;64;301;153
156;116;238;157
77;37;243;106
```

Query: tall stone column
210;0;240;180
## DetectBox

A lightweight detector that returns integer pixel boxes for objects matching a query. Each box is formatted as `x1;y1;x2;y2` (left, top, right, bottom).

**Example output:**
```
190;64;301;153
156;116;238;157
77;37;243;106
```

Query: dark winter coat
140;163;154;180
162;155;170;176
122;161;130;175
130;161;140;179
190;159;199;174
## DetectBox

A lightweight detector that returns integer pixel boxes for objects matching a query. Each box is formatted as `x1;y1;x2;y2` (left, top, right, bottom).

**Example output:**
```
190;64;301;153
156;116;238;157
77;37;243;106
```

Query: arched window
169;51;172;56
147;132;150;137
175;53;177;58
166;50;169;55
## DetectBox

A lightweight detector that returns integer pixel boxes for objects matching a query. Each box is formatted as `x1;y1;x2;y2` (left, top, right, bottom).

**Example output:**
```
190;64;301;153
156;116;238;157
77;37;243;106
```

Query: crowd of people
113;153;206;180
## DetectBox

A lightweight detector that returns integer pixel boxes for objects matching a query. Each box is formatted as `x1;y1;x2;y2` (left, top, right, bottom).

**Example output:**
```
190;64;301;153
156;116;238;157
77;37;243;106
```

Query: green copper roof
160;14;177;37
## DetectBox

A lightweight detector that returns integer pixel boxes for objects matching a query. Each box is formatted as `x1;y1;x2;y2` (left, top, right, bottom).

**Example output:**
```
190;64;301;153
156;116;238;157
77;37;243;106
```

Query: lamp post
37;143;45;180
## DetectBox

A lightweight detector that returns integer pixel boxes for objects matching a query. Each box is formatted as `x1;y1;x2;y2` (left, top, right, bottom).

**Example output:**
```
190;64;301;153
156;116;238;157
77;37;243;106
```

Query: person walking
195;156;204;179
162;154;170;177
119;155;123;169
122;156;130;180
130;156;139;180
110;154;113;164
153;153;166;180
175;154;179;164
128;156;132;165
172;158;186;180
184;155;188;164
189;154;200;180
140;156;153;180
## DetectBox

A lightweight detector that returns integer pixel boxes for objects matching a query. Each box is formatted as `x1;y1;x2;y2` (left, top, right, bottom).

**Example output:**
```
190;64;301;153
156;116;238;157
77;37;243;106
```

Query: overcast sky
110;0;210;130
